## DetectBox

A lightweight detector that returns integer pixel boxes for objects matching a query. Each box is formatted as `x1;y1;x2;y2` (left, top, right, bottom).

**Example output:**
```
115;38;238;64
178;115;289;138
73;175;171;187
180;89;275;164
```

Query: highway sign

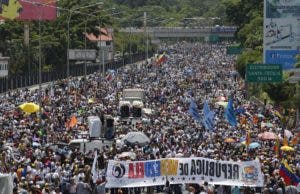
246;64;282;83
226;45;243;54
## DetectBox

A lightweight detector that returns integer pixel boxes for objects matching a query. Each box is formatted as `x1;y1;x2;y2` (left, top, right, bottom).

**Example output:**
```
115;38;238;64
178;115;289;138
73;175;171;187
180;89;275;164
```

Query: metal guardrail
0;52;152;93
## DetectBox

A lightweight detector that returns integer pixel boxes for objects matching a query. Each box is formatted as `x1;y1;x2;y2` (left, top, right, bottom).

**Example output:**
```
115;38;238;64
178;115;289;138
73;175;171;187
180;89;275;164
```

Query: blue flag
235;107;246;115
202;101;215;130
225;98;237;126
188;99;201;122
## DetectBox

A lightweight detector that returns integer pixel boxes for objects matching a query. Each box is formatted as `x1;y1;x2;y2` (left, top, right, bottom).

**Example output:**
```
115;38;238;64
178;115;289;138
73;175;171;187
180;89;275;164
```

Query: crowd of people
0;42;299;194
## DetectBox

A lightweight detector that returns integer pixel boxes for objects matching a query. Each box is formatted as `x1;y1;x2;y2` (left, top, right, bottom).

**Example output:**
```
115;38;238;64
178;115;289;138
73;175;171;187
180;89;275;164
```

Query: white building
0;53;9;77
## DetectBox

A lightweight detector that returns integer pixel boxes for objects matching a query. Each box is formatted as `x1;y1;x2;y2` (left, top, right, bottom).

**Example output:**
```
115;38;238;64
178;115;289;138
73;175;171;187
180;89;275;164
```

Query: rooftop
86;27;113;42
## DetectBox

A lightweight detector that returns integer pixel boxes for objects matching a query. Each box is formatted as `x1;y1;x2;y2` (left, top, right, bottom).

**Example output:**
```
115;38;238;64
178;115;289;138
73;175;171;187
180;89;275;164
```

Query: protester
0;41;299;194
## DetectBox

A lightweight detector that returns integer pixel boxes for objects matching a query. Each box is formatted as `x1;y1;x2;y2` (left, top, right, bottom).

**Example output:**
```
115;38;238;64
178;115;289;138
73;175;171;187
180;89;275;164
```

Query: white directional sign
0;56;9;77
68;49;97;60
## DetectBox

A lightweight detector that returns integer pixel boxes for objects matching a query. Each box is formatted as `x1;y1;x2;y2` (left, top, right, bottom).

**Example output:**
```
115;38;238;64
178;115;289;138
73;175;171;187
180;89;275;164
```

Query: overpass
120;26;237;42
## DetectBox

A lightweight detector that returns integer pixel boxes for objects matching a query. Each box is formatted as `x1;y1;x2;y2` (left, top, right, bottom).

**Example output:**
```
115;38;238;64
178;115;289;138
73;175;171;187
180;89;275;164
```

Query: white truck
68;139;113;153
122;88;145;103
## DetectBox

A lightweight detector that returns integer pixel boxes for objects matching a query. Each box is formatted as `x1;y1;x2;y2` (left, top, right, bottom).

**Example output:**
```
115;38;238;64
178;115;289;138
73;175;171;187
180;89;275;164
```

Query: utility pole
144;12;149;61
24;23;30;76
38;13;42;127
84;20;87;99
129;26;132;64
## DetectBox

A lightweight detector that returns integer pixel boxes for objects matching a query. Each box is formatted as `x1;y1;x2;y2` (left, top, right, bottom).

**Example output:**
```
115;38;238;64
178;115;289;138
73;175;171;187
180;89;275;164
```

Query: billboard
263;0;300;70
0;0;57;20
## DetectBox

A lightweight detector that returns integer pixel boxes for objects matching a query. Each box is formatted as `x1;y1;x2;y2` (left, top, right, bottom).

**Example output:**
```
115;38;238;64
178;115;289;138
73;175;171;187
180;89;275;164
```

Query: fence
0;52;152;93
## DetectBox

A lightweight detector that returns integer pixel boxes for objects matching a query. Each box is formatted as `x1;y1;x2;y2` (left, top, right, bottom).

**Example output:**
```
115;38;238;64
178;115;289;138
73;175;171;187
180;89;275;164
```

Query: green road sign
226;45;243;54
209;35;219;43
246;64;283;83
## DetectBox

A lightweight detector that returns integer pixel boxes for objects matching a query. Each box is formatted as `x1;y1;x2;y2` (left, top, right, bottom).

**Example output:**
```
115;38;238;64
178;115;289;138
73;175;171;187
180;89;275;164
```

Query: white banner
106;157;264;188
0;174;13;194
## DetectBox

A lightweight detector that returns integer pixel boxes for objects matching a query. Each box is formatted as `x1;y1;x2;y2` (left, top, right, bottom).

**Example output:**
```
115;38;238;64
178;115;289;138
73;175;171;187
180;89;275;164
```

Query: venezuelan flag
156;53;167;65
279;161;300;186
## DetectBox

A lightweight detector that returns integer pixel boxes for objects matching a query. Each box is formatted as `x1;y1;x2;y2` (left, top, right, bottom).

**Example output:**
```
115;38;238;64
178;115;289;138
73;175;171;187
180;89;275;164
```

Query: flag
188;99;201;122
106;73;114;82
69;116;77;128
252;115;259;125
224;98;237;126
274;110;283;119
246;131;251;146
240;116;247;125
290;133;299;146
235;107;246;115
91;151;98;183
274;138;280;158
156;53;167;65
202;101;215;130
279;161;300;186
282;136;288;146
184;67;193;76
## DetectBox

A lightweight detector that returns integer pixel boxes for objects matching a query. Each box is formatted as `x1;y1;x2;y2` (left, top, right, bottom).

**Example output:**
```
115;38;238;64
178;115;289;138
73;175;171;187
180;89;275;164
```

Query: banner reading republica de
106;157;264;188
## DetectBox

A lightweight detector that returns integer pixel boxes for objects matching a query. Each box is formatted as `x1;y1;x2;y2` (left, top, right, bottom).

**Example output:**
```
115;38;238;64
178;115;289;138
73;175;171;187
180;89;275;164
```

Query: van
122;88;145;103
68;139;113;153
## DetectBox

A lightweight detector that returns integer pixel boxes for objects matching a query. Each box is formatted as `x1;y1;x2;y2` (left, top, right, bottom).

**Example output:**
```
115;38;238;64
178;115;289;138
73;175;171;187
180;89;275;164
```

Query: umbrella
280;146;295;152
224;138;236;143
265;123;274;127
262;122;274;128
32;142;41;147
216;101;228;107
217;96;226;101
257;114;265;118
88;98;95;103
249;142;261;149
176;153;184;158
284;130;293;139
118;152;136;160
240;137;246;142
235;142;245;148
19;102;40;113
121;132;150;146
143;108;152;115
258;132;278;140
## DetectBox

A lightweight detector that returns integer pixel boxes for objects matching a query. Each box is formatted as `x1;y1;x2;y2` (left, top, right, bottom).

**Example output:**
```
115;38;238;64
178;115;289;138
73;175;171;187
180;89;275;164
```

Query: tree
0;0;112;74
1;0;228;75
262;78;296;108
236;49;262;78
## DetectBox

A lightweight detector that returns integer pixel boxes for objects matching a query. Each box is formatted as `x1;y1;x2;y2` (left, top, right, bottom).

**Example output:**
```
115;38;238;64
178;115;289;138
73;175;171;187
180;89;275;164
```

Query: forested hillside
0;0;227;74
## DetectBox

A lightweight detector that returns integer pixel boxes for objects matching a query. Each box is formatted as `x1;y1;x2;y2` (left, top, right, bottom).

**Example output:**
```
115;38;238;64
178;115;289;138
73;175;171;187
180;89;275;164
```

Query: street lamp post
67;12;71;114
129;26;132;64
66;2;103;113
38;10;42;126
143;12;148;62
96;10;120;74
83;8;116;98
84;20;87;99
